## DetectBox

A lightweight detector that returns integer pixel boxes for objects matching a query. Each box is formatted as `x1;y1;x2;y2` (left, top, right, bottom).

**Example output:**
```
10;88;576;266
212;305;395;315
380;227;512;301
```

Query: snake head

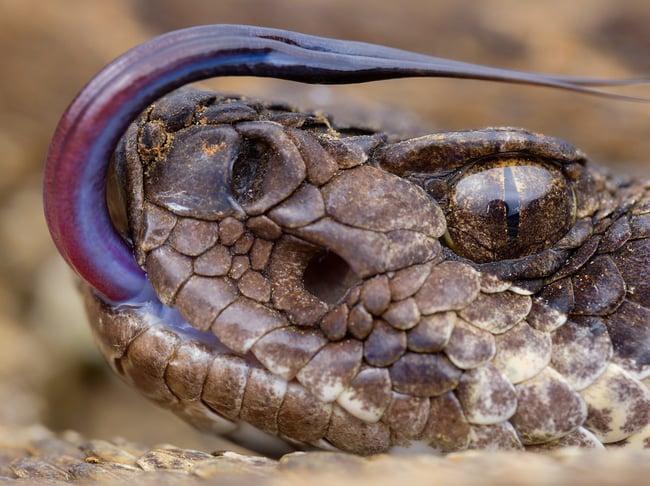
44;25;650;455
98;85;650;454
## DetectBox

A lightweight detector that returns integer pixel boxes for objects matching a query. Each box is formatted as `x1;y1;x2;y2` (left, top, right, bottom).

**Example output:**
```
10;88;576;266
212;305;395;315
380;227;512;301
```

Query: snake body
44;25;650;455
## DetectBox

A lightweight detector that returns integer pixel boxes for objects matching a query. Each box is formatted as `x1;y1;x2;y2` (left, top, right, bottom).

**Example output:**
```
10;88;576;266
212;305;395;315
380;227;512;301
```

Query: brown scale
84;86;650;455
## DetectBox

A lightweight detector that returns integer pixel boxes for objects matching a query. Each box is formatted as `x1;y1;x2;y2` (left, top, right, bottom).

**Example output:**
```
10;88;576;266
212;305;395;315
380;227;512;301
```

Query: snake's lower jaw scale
73;86;650;456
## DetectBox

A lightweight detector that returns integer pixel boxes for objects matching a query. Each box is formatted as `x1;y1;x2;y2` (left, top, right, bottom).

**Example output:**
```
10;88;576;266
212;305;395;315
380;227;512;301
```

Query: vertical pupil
503;166;520;240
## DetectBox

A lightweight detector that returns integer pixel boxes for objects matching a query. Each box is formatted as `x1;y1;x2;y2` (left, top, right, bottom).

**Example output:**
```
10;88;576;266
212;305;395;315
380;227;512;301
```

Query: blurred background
0;0;648;452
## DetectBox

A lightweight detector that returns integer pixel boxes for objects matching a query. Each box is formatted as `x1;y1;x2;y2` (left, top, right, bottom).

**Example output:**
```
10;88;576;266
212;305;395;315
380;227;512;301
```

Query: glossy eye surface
444;156;576;263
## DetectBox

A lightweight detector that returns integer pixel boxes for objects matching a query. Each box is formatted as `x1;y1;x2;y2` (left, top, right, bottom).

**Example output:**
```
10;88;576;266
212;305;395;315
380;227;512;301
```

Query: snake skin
83;86;650;455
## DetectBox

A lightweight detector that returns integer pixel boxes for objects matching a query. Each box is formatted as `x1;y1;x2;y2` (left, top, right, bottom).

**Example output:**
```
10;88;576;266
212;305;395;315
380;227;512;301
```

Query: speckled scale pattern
84;87;650;455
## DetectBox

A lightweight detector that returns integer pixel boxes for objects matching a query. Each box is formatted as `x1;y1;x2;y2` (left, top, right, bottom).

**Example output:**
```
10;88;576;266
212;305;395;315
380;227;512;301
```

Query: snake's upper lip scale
42;24;649;303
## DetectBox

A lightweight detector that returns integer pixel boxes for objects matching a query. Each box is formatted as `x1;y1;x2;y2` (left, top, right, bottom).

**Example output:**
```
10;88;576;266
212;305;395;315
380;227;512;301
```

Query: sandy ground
0;0;649;456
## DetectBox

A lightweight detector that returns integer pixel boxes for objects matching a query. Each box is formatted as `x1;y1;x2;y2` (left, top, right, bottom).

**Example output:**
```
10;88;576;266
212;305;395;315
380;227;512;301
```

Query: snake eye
444;156;576;263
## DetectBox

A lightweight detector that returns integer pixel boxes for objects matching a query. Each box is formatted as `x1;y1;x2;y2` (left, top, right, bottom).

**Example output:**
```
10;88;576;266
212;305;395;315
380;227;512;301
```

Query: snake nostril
303;251;361;305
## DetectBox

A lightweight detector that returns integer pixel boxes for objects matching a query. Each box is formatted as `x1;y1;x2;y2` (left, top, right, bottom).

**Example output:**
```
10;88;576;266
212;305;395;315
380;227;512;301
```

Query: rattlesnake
44;25;650;456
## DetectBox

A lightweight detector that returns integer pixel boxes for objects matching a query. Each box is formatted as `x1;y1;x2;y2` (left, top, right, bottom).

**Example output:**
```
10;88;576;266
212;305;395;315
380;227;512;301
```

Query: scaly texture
81;86;650;455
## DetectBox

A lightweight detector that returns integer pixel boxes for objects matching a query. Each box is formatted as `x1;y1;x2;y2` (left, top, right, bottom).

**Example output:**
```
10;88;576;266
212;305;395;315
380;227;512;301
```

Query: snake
43;25;650;455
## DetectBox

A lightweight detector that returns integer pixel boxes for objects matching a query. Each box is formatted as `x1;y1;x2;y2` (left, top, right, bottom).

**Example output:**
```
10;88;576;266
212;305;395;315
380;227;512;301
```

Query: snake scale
44;25;650;455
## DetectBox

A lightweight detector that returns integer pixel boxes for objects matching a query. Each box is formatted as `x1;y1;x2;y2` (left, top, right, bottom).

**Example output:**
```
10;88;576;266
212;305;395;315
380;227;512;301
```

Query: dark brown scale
550;316;613;390
166;341;214;401
603;300;650;376
389;352;461;397
237;270;271;302
149;88;217;131
138;121;168;160
630;213;650;238
247;215;283;240
347;303;374;340
168;218;219;256
492;322;552;384
382;393;430;443
456;363;517;425
527;278;574;332
360;275;391;315
138;202;177;254
295;340;363;403
459;291;532;334
249;238;274;269
382;298;421;330
444;319;496;369
468;423;524;450
145;246;192;305
320;304;349;341
510;368;587;445
267;183;325;228
251;327;327;380
194;245;232;277
144;125;242;220
325;406;391;455
388;262;432;300
121;327;181;405
277;383;332;442
198;102;259;125
413;261;481;314
406;312;455;353
338;368;392;423
420;392;470;451
598;216;632;253
318;134;385;170
571;255;626;315
228;255;250;279
611;238;650;307
363;320;407;367
201;354;249;421
287;129;339;185
176;276;237;332
93;86;650;455
212;298;287;354
219;217;245;246
233;233;255;255
240;368;286;435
